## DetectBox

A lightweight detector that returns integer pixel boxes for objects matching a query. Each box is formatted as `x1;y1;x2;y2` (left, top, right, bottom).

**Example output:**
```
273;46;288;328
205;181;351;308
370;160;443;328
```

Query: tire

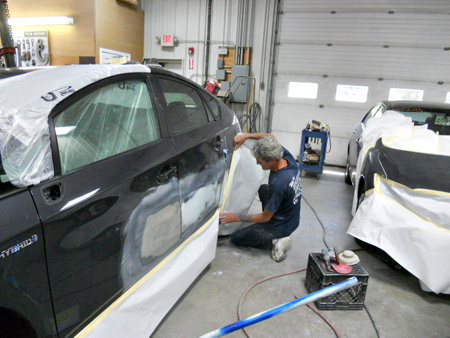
344;160;352;185
356;190;365;210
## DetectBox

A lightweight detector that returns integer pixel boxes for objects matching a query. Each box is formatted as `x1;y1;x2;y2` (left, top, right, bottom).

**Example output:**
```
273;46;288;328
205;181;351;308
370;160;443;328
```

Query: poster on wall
13;31;50;67
99;48;131;64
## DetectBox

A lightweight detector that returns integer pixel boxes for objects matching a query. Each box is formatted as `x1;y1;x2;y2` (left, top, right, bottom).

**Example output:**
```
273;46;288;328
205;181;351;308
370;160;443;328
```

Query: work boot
271;236;291;262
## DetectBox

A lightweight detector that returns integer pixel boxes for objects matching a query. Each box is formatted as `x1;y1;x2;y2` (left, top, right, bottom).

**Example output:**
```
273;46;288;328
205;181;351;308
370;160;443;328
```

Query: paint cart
299;129;329;179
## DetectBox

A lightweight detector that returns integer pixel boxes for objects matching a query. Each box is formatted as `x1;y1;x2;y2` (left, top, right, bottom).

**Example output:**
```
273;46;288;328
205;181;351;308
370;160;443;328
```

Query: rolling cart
299;129;329;179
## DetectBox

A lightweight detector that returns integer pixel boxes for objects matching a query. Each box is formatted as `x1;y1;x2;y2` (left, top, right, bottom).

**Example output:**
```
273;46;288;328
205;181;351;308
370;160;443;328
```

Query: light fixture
8;16;74;26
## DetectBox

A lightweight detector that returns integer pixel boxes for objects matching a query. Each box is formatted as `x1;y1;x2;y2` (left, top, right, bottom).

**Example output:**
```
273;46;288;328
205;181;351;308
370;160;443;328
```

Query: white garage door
270;0;450;166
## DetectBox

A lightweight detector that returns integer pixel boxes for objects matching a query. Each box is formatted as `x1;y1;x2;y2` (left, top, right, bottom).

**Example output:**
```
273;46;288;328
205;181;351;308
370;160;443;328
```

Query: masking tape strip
373;174;450;231
220;149;238;213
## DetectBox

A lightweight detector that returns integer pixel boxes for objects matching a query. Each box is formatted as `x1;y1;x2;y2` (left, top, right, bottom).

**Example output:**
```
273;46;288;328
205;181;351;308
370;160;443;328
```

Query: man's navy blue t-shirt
265;147;302;237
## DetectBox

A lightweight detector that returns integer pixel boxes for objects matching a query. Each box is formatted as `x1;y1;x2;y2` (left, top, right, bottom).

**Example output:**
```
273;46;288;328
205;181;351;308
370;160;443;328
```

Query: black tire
356;190;365;209
344;160;352;185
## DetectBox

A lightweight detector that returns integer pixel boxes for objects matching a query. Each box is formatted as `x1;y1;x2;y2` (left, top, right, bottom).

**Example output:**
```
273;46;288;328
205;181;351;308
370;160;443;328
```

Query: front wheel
356;190;366;210
344;160;352;185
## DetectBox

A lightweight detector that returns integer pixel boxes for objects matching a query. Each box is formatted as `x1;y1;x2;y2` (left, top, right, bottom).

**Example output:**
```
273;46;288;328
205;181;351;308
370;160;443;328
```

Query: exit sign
161;34;174;47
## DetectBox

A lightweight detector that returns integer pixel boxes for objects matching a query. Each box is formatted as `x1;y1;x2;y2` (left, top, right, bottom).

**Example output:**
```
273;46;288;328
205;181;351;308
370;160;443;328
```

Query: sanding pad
331;262;352;274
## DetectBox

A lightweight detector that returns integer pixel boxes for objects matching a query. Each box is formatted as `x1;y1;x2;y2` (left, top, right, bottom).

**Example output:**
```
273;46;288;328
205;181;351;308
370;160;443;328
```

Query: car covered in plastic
0;64;240;337
345;101;450;294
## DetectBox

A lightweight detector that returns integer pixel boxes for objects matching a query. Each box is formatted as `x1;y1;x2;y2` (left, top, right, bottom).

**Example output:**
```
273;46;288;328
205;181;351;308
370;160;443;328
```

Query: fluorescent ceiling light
8;16;74;26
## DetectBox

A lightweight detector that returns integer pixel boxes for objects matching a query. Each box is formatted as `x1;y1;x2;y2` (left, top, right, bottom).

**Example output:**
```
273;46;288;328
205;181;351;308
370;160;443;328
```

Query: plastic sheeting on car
219;139;265;235
348;111;450;294
76;211;219;338
0;64;151;187
348;174;450;294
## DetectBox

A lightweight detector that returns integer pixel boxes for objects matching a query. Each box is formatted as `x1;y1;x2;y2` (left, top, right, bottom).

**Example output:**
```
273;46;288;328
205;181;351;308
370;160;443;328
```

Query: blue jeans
230;185;280;250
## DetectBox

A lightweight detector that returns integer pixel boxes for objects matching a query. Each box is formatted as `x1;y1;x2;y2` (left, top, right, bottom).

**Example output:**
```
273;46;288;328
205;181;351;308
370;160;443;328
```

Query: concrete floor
152;166;450;338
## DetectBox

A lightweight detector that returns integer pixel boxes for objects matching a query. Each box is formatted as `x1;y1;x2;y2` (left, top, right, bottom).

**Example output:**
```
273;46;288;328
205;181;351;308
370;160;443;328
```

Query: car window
54;79;160;174
200;91;221;120
158;78;209;133
393;109;450;135
362;103;383;125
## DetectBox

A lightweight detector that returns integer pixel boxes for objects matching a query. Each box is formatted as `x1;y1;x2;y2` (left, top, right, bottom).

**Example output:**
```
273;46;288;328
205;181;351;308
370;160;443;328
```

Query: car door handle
41;182;64;204
213;135;223;151
156;166;177;184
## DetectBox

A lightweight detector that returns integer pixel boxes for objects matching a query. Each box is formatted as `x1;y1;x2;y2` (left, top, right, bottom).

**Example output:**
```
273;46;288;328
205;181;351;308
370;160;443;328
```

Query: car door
30;75;182;336
153;75;228;237
0;188;56;337
348;102;384;170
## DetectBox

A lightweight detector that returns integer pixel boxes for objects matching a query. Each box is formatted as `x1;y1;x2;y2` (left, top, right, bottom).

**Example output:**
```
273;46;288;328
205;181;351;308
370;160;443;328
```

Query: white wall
143;0;277;132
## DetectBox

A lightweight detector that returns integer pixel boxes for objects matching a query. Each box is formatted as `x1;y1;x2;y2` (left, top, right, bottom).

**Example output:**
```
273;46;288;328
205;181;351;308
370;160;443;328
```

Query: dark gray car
0;64;240;337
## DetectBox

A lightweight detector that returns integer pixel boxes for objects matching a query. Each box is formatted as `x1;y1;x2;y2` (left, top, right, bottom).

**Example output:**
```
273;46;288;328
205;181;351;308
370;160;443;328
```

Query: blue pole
199;277;359;338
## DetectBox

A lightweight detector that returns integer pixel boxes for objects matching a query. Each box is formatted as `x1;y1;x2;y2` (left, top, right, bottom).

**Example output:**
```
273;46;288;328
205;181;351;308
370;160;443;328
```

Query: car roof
0;67;36;79
380;100;450;112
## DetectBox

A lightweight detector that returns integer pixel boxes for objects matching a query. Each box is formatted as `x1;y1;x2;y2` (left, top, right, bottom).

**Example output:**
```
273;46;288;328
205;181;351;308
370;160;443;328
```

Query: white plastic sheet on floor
348;111;450;294
219;139;265;235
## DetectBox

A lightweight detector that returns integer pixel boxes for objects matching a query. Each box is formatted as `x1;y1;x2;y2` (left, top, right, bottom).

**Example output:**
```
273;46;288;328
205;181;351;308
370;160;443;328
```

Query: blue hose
199;276;359;338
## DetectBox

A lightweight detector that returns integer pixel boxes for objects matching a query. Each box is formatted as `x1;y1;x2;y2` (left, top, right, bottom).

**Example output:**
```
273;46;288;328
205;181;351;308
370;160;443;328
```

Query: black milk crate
304;253;369;310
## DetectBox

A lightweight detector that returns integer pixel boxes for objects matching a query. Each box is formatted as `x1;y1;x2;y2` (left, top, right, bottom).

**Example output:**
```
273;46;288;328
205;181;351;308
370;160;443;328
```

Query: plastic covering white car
346;102;450;294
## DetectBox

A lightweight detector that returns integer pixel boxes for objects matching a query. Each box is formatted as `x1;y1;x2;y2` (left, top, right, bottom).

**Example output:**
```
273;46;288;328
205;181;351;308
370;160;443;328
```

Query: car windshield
391;108;450;135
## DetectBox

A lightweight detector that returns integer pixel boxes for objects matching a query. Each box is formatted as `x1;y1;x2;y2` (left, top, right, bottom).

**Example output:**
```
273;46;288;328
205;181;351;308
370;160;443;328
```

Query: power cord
364;304;381;338
237;268;341;338
302;195;331;249
239;102;262;133
302;193;381;338
235;193;381;337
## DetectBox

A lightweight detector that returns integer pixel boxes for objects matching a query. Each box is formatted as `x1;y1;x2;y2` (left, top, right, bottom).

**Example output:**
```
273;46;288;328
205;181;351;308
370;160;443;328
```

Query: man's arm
220;210;274;224
234;132;277;150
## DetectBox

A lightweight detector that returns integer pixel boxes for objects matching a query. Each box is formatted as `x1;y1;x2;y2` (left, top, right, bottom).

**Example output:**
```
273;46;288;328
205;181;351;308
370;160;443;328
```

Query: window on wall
388;88;424;101
288;82;318;99
54;79;160;174
335;85;369;103
445;92;450;104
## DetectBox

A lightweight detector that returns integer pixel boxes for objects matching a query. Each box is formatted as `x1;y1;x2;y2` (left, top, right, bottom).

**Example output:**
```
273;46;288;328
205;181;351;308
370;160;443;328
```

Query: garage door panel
271;101;363;137
282;0;450;13
276;45;450;82
280;12;450;48
271;0;450;166
274;73;450;107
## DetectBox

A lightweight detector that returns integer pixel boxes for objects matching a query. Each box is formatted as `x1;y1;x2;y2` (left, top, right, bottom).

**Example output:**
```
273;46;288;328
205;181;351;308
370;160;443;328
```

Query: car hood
0;64;151;187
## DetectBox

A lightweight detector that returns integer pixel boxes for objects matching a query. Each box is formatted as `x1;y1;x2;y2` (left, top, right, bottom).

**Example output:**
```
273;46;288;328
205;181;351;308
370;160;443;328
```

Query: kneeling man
220;133;302;262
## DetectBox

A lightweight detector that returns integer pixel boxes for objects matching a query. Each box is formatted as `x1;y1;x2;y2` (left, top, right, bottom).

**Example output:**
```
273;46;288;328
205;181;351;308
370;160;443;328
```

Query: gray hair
252;136;283;162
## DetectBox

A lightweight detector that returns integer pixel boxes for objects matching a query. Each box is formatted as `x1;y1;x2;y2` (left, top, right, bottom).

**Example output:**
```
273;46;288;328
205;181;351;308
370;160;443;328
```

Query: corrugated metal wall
271;0;450;165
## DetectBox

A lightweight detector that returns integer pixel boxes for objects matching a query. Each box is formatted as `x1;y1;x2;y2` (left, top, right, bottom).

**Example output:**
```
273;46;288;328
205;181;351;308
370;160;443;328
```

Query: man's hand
233;133;276;150
233;134;247;150
220;213;239;224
